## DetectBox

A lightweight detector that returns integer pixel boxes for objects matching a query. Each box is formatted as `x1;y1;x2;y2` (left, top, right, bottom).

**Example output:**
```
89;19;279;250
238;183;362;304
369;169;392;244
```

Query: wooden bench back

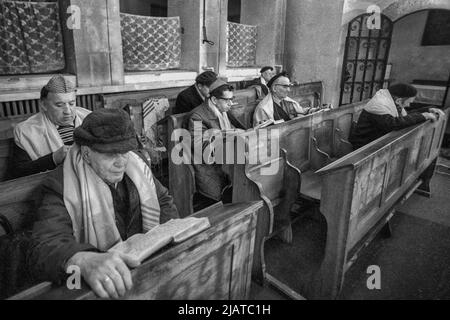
167;112;196;218
268;100;367;172
0;172;48;237
311;110;449;299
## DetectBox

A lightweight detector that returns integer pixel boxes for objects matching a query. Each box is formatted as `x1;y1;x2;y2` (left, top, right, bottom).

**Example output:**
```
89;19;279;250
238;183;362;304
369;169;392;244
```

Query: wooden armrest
0;214;13;235
335;128;352;145
311;137;332;160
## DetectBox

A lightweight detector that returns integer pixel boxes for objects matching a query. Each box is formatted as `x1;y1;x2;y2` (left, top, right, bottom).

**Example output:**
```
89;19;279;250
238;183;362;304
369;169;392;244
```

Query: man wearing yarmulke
10;75;90;179
28;108;178;299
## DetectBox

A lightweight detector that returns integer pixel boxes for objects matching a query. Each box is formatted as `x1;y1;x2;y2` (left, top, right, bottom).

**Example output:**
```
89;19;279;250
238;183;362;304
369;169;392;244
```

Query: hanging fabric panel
0;1;65;74
226;21;257;68
120;13;181;71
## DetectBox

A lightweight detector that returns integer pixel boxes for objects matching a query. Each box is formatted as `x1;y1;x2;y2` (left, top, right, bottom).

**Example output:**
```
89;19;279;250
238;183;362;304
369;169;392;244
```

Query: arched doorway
339;13;393;106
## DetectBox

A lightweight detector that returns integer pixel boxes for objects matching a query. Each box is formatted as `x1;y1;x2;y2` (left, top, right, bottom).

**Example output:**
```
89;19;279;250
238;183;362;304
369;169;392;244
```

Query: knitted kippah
388;83;417;98
267;71;289;89
44;75;76;93
74;109;137;154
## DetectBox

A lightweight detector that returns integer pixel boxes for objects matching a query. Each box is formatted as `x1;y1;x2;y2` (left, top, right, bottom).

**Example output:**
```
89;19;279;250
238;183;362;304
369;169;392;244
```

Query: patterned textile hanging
0;1;65;74
120;13;181;71
226;21;257;68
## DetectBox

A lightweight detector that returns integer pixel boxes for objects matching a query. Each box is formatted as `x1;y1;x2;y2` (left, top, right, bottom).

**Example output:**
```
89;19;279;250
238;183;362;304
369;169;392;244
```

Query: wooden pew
310;110;448;299
0;172;48;237
10;201;263;300
231;147;302;297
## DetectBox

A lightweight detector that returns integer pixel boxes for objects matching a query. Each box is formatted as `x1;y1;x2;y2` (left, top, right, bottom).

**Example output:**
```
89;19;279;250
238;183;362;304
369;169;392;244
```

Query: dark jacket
27;159;178;284
8;143;56;180
188;102;245;201
245;77;269;96
349;109;427;150
173;85;204;114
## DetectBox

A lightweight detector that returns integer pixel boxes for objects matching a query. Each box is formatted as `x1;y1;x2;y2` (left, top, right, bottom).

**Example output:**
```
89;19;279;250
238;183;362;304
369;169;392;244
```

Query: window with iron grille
226;21;257;68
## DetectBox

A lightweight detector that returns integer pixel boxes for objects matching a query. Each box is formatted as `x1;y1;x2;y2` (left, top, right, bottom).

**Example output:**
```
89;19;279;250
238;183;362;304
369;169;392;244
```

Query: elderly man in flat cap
245;66;274;97
173;71;218;114
252;71;318;127
28;109;178;299
10;75;90;179
188;79;245;204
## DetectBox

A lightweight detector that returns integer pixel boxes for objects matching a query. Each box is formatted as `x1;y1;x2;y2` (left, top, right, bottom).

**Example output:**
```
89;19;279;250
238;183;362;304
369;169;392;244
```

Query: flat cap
388;83;418;98
195;71;218;86
260;66;273;73
44;75;76;94
74;109;137;154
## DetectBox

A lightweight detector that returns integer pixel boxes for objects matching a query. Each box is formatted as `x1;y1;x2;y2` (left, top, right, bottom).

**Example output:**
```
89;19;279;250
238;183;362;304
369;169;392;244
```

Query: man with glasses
10;75;90;179
253;71;317;126
188;79;245;204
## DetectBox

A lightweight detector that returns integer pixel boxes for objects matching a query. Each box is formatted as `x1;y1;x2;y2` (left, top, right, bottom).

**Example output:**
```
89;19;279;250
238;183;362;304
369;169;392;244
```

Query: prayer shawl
253;93;306;126
63;145;161;251
364;89;407;118
209;101;233;130
14;107;90;160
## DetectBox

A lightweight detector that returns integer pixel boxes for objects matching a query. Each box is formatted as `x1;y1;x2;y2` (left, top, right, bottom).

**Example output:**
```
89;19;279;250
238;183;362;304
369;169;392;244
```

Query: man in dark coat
27;109;178;299
349;83;445;195
245;66;274;97
173;71;218;114
349;84;443;149
188;80;245;203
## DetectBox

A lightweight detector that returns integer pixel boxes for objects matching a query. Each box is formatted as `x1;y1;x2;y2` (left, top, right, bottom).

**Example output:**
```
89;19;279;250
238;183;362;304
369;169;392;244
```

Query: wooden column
60;0;124;87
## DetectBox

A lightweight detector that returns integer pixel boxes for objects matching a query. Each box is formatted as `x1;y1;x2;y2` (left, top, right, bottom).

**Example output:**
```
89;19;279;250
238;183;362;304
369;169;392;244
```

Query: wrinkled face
82;146;130;185
212;90;234;113
41;92;76;126
272;76;292;100
197;83;211;99
261;69;274;82
395;96;415;109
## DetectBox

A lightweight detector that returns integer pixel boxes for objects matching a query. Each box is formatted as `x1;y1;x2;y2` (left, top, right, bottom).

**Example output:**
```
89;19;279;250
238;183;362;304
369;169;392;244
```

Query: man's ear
394;97;403;106
39;99;47;112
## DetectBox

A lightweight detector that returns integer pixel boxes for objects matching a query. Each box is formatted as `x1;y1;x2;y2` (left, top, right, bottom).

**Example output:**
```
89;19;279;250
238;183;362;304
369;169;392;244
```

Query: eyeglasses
217;97;235;104
275;83;292;88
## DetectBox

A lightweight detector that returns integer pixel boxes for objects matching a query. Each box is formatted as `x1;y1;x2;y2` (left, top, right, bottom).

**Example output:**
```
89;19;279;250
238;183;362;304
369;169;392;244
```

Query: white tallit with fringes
13;107;90;160
364;89;407;118
63;145;161;251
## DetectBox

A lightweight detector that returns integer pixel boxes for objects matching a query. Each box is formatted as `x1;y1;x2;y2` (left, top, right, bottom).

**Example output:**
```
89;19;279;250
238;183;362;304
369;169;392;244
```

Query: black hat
260;66;273;74
195;71;218;86
267;71;289;89
388;83;417;98
74;109;138;154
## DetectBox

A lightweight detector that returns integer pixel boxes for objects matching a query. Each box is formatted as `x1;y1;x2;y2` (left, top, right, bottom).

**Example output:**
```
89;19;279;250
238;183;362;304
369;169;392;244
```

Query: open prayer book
109;217;211;262
253;119;285;130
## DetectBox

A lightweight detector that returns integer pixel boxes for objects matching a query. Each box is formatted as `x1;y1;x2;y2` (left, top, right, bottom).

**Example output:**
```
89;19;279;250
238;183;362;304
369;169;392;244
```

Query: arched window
339;14;393;105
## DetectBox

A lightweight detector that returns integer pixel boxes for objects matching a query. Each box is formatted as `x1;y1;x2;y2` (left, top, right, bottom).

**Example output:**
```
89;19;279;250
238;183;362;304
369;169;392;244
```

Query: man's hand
52;145;70;165
422;112;438;122
429;108;445;119
66;251;141;299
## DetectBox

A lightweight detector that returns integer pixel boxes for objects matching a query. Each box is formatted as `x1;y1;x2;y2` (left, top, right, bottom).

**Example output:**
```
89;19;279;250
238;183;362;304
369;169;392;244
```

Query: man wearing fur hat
10;75;90;179
28;109;178;299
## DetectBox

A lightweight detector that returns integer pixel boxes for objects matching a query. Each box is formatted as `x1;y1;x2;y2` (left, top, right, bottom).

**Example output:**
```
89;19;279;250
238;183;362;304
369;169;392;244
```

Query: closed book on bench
108;217;211;262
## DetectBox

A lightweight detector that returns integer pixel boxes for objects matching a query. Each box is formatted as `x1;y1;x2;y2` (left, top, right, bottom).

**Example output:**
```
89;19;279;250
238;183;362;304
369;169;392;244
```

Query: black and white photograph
0;0;449;303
